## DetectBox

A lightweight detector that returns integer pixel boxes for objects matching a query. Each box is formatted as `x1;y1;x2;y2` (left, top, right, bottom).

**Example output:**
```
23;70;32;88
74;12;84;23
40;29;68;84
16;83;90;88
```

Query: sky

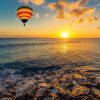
0;0;100;38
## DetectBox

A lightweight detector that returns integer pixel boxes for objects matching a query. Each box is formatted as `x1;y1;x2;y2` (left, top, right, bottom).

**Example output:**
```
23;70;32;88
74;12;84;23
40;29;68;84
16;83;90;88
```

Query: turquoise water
0;38;100;69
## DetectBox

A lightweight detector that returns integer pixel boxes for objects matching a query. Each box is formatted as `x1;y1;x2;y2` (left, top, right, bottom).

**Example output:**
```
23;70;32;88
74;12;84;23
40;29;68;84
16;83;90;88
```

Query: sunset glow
61;32;69;38
0;0;99;38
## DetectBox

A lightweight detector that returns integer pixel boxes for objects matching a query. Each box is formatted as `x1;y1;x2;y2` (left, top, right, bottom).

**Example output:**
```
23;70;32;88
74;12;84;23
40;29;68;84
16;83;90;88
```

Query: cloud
48;3;57;10
97;27;100;29
70;7;95;18
18;0;45;5
35;13;40;18
77;0;89;7
18;0;30;4
78;18;84;24
97;3;100;6
44;14;49;18
0;31;7;34
48;0;98;23
56;9;66;19
31;0;44;5
48;0;68;19
68;0;89;9
94;10;100;18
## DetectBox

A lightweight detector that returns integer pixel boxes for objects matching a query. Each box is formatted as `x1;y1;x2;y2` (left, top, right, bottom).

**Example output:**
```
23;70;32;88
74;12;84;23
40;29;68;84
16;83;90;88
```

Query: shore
0;66;100;100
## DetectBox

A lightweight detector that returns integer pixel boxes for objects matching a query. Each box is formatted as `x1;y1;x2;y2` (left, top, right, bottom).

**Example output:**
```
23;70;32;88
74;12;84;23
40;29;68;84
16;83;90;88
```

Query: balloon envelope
17;6;33;26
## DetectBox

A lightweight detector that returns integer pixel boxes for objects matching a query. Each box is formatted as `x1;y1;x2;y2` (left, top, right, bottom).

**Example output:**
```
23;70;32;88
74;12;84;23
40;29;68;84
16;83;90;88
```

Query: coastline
0;66;100;100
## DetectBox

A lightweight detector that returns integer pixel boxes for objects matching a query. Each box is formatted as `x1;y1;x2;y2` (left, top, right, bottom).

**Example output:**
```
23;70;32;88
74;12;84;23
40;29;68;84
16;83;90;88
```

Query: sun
61;32;69;38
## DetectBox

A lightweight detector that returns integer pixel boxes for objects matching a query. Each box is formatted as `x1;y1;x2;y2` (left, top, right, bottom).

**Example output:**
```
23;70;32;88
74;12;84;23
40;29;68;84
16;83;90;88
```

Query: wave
0;41;80;48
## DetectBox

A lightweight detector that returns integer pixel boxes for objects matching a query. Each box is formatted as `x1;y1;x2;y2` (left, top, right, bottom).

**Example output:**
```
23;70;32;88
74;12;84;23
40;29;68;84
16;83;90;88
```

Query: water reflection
60;43;68;54
56;43;69;54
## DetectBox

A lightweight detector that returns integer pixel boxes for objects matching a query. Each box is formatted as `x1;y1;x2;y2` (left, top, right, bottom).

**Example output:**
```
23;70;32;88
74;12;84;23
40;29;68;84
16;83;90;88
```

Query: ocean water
0;38;100;69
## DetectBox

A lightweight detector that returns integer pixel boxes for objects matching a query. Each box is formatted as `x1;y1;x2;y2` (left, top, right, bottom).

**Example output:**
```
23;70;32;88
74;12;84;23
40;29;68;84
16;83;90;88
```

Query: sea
0;38;100;69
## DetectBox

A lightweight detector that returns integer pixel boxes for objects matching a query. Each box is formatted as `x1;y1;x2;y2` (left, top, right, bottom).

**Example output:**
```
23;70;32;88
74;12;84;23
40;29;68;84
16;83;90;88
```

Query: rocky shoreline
0;66;100;100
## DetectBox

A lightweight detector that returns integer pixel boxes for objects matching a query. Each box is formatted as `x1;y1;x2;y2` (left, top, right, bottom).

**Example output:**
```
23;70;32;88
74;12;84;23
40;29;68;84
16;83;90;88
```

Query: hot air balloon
17;6;33;26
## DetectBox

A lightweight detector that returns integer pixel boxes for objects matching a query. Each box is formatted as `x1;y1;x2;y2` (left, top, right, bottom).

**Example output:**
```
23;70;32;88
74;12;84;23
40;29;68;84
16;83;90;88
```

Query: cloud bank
48;0;99;23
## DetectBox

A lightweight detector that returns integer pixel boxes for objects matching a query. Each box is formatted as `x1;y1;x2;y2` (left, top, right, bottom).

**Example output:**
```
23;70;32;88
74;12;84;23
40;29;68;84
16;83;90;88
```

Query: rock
43;97;51;100
95;83;100;89
65;82;74;90
65;81;78;91
83;82;94;88
50;88;58;94
38;82;51;88
51;81;67;94
1;97;14;100
95;77;100;83
70;86;88;97
72;74;84;79
0;92;12;98
15;93;34;100
92;88;100;99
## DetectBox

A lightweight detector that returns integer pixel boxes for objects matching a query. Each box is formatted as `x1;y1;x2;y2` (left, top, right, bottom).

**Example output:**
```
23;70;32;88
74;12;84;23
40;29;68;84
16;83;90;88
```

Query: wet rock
95;83;100;89
51;81;67;94
65;81;78;91
58;92;78;100
38;82;51;88
50;88;58;94
92;88;100;99
15;93;34;100
1;97;14;100
0;65;100;99
65;82;74;90
41;90;50;98
70;86;88;97
0;92;12;98
83;82;94;88
95;77;100;83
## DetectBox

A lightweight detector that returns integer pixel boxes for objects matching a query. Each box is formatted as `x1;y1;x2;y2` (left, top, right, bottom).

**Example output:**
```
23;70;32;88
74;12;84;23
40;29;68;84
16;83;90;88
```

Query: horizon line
0;38;100;39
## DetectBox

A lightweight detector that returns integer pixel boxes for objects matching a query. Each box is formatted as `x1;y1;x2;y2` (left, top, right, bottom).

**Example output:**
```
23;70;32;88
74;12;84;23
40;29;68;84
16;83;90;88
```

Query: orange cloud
31;0;44;5
77;0;89;6
48;3;57;10
97;27;100;29
48;0;98;24
77;18;84;24
18;0;45;5
70;7;95;17
48;0;67;19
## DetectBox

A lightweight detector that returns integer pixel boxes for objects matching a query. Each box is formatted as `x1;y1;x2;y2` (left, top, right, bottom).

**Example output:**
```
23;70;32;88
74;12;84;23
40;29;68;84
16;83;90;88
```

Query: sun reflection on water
59;43;69;54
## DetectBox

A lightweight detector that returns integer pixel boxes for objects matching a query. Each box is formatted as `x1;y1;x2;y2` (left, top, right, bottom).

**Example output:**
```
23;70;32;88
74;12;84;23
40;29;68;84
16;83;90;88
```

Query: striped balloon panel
17;12;32;19
17;7;33;20
17;8;33;13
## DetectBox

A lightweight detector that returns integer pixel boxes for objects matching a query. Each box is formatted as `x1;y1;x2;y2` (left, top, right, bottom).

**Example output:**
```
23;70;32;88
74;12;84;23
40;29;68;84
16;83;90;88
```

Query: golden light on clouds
18;0;45;5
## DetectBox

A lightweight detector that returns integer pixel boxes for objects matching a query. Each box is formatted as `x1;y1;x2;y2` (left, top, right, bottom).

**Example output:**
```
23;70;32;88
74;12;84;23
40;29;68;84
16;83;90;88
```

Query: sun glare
61;32;69;38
